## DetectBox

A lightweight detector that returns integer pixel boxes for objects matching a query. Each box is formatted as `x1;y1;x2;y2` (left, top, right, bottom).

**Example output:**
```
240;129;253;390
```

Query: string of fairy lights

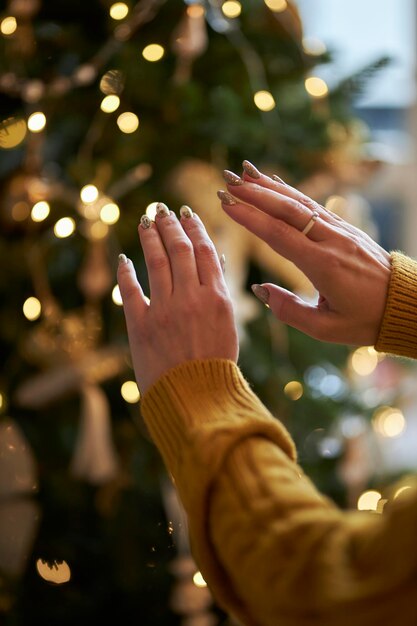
0;0;411;513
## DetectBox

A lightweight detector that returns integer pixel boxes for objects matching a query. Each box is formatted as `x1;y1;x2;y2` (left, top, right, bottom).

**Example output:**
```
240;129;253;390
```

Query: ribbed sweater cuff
140;359;296;499
375;252;417;358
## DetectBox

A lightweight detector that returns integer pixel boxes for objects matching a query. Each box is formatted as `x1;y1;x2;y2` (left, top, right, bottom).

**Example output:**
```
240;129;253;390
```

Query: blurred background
0;0;416;624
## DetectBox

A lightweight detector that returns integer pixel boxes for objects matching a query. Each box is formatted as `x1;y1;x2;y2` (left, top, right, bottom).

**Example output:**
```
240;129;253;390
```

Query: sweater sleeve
141;359;417;626
375;251;417;358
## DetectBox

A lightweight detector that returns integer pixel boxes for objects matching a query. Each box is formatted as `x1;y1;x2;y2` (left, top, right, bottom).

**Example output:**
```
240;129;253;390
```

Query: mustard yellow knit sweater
141;252;417;626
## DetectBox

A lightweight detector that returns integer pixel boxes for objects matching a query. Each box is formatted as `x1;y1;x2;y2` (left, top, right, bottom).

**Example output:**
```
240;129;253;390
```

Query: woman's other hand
218;161;391;347
117;204;239;396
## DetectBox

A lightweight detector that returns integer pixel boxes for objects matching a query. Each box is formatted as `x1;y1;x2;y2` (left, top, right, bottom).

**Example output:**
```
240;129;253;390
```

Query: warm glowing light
117;112;139;133
27;112;46;132
193;571;207;588
36;559;71;584
350;346;378;376
100;94;120;113
254;90;276;112
146;202;158;220
394;486;412;499
54;217;75;238
187;5;205;18
1;16;17;35
305;77;329;98
373;406;406;438
264;0;287;11
23;296;41;321
0;393;4;410
109;2;129;20
284;381;303;401
121;381;140;403
100;202;120;224
112;285;123;305
80;184;99;204
325;195;347;213
31;201;50;222
357;490;381;511
89;221;109;240
302;37;327;56
11;201;30;221
142;44;165;62
222;1;242;18
0;117;27;149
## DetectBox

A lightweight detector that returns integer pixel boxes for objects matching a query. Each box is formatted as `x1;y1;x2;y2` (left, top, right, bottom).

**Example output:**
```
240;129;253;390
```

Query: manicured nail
272;174;286;184
223;169;244;186
180;204;193;218
242;160;261;179
156;202;170;218
220;253;226;274
118;253;128;265
140;215;152;229
251;284;269;305
217;190;236;205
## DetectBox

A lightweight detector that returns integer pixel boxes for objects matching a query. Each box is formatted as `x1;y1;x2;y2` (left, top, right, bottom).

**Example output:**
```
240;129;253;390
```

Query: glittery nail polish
217;190;236;205
180;205;193;218
140;215;152;229
251;284;269;305
242;160;261;179
156;202;170;218
118;253;128;265
223;170;244;186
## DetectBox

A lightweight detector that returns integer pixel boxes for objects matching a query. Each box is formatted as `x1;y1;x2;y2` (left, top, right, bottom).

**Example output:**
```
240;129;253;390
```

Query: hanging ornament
0;417;40;579
171;7;208;84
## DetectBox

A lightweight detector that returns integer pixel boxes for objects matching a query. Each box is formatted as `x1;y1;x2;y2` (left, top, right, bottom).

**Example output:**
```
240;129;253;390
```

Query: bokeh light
357;490;381;511
100;202;120;224
142;44;165;62
192;571;207;588
305;77;329;98
264;0;287;12
36;559;71;584
117;112;139;133
146;202;158;220
80;184;99;204
222;1;242;18
253;90;276;111
54;217;75;238
109;2;129;20
372;406;406;438
302;37;327;56
31;201;50;222
121;381;140;403
112;285;123;305
27;112;46;132
1;16;17;35
187;5;205;18
0;117;27;149
100;95;120;113
23;297;41;321
350;346;379;376
284;381;303;401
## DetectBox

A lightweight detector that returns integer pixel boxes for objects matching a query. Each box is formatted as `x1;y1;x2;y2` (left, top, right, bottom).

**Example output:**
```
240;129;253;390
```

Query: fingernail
223;169;244;186
217;190;236;205
251;284;269;305
140;215;152;229
118;253;128;265
272;174;286;184
220;253;226;274
180;204;193;218
242;160;261;179
156;202;170;218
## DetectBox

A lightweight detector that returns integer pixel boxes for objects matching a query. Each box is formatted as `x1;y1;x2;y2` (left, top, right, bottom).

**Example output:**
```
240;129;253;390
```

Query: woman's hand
218;161;391;347
117;204;239;396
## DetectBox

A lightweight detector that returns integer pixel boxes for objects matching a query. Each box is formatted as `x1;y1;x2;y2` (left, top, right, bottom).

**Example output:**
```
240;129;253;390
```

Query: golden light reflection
54;217;75;238
193;571;207;588
121;380;140;403
23;297;41;321
27;112;46;132
264;0;287;11
0;117;27;149
11;201;30;221
372;406;406;438
100;202;120;224
254;90;276;112
1;16;17;35
350;346;379;376
31;201;50;222
394;485;412;500
222;1;242;18
36;559;71;584
100;94;120;113
284;381;303;401
142;44;165;62
109;2;129;20
117;112;139;133
305;77;329;98
80;184;99;204
112;285;123;305
357;490;381;511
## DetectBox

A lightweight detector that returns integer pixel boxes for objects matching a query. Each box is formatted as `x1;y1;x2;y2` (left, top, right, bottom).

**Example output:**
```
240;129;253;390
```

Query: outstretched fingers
117;255;149;333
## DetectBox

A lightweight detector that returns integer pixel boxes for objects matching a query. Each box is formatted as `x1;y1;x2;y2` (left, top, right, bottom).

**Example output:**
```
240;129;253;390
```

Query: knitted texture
376;251;417;357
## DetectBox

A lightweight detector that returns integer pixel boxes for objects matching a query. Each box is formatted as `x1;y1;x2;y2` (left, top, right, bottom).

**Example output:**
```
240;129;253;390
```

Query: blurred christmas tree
0;0;412;624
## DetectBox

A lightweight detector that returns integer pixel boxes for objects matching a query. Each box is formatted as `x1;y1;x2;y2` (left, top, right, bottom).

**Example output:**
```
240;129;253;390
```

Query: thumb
251;283;326;340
